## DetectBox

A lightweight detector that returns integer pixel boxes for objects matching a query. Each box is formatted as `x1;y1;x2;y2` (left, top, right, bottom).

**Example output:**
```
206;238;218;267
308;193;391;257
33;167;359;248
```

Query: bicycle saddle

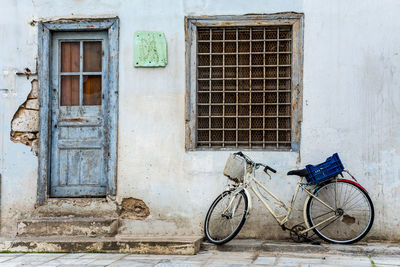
287;168;309;177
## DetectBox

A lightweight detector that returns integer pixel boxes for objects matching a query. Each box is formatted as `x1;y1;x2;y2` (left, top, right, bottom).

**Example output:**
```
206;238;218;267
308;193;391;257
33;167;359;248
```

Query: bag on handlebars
223;153;246;183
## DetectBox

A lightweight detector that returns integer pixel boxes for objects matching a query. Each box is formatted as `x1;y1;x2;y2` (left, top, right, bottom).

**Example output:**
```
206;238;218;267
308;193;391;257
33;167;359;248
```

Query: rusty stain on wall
10;79;39;155
119;198;150;220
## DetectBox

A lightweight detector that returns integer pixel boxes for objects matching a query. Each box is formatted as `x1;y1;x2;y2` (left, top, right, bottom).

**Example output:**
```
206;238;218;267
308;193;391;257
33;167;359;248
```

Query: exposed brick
25;99;39;110
10;79;39;155
28;79;38;99
119;198;150;220
11;109;39;132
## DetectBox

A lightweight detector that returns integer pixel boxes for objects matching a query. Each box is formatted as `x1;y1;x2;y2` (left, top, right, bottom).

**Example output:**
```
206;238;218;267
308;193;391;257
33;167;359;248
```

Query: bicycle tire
204;190;248;245
306;180;374;244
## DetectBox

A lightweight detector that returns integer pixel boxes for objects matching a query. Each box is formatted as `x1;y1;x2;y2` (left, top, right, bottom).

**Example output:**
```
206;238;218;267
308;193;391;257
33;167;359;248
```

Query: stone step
17;217;118;237
202;239;400;256
0;236;203;255
32;198;118;217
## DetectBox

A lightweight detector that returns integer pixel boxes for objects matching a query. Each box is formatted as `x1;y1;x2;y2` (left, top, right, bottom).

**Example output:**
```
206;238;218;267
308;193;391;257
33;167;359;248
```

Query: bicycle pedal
311;240;321;245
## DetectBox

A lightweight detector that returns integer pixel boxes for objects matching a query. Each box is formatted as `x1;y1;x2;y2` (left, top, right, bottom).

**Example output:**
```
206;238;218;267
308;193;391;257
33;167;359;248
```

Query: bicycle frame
230;168;340;235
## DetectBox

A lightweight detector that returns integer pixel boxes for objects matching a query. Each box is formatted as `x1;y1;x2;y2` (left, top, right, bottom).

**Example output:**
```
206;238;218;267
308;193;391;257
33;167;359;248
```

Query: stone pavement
0;240;398;266
0;250;399;266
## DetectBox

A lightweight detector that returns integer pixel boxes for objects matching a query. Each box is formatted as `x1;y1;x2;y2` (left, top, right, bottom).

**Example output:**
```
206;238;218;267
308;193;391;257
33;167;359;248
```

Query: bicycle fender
303;194;311;229
243;188;252;217
337;179;368;193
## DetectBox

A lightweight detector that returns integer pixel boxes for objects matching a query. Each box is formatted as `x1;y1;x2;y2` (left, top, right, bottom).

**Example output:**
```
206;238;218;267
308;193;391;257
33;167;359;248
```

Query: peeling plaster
10;80;39;155
119;198;150;220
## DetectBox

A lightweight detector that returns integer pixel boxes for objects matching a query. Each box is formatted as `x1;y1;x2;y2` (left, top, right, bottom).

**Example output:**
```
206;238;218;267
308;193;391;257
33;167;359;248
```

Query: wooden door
50;31;110;197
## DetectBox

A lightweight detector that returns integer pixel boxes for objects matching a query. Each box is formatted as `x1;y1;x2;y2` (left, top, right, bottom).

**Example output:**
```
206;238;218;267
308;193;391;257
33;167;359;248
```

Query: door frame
37;18;119;205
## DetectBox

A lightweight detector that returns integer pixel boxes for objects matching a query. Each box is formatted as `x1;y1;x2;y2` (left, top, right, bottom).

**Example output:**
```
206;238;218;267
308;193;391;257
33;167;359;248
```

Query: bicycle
204;152;374;245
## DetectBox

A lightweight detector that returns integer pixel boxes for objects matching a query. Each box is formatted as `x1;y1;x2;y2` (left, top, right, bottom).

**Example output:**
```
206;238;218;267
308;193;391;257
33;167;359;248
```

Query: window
60;39;103;106
185;14;303;150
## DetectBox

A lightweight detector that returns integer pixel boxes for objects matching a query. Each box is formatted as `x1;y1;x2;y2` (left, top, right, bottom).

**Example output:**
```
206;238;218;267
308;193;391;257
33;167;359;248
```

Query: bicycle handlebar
233;152;277;173
264;165;277;173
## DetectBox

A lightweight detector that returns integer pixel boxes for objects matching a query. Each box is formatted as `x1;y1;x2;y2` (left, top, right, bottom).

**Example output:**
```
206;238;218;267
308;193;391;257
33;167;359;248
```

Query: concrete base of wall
202;239;400;256
0;236;203;255
17;217;119;237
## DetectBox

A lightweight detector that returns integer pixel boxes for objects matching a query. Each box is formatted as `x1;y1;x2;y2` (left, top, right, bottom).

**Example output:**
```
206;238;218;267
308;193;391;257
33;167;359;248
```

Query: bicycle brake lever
264;165;277;173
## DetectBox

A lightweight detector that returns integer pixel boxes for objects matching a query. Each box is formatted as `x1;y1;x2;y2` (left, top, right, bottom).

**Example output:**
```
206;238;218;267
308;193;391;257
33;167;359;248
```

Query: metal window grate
196;26;292;149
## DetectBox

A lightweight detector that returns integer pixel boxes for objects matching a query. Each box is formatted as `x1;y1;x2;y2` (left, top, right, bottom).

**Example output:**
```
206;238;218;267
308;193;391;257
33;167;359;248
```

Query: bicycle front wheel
306;180;374;244
204;190;248;245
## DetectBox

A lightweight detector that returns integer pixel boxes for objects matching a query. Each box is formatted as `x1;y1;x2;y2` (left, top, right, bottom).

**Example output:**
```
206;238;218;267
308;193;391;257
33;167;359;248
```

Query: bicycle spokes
205;191;248;243
307;181;373;243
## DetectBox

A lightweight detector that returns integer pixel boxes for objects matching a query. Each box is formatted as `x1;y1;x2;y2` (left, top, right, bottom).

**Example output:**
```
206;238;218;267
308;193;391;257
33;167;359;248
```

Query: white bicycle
204;152;374;245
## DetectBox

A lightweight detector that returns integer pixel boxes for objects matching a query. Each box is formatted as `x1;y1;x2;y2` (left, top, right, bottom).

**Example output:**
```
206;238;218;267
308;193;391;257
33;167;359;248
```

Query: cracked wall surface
10;80;39;155
119;198;150;220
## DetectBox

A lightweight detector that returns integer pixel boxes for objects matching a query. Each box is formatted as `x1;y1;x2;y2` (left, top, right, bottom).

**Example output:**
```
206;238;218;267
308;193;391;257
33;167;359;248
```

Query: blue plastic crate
306;153;344;184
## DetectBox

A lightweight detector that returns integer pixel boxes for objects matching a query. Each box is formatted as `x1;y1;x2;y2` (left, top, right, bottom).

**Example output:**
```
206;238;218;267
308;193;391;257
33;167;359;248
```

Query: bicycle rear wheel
204;190;248;245
306;180;374;244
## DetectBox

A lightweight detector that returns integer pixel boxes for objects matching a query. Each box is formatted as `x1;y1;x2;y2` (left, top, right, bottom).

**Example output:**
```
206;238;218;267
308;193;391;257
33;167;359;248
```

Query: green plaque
134;32;167;67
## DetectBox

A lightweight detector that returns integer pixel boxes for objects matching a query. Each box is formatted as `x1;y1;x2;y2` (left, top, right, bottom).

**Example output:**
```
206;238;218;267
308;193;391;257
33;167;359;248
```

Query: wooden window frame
37;18;119;204
185;13;304;151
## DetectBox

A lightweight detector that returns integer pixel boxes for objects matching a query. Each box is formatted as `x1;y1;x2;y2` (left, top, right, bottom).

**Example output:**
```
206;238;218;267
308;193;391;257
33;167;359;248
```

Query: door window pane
61;42;80;72
83;75;102;105
83;42;102;72
61;75;80;106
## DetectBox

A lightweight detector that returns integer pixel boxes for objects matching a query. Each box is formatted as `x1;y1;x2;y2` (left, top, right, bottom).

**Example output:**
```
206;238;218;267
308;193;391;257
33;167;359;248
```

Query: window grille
196;26;292;149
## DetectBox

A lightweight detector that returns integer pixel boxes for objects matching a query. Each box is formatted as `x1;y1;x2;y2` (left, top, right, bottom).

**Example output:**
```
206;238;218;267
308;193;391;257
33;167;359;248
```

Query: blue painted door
50;32;110;197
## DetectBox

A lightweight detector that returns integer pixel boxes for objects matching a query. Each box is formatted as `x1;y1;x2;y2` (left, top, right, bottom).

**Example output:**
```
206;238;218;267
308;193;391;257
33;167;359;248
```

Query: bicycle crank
289;225;308;243
288;225;321;245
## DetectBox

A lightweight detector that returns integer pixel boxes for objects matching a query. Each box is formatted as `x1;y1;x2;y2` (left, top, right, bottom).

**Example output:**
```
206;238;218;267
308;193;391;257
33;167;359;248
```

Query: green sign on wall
134;32;167;67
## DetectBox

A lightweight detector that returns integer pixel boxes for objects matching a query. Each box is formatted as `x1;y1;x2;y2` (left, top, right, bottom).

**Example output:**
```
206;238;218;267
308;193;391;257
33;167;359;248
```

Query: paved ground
0;250;398;266
0;240;399;266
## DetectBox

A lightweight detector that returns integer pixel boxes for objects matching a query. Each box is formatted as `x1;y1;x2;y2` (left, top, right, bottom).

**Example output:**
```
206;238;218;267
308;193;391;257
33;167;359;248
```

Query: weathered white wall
302;0;400;240
0;0;399;240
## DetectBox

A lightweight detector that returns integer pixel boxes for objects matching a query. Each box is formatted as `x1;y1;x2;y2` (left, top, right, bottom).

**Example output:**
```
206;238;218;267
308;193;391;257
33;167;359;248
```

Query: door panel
58;148;104;185
50;31;109;197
